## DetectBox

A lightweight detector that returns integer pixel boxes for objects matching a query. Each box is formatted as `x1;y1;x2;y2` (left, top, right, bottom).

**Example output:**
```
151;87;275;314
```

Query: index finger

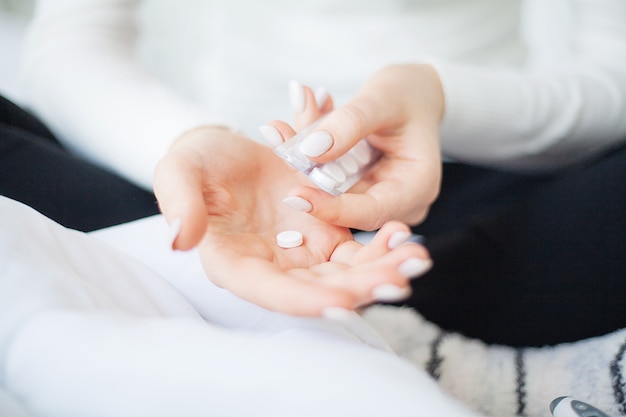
299;92;403;163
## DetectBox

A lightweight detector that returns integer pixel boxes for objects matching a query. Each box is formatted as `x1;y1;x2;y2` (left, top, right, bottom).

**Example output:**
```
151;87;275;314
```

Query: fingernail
321;306;355;321
387;231;412;250
299;131;333;157
259;125;284;148
397;257;432;279
372;284;412;302
315;86;328;108
289;80;306;113
168;217;181;249
282;196;312;212
321;307;395;353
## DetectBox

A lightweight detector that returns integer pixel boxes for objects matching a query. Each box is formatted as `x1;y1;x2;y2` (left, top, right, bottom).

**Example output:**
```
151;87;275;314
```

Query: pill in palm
276;230;303;248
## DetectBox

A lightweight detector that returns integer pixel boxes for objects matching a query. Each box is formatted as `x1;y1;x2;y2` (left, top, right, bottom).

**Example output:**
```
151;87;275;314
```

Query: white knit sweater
19;0;626;190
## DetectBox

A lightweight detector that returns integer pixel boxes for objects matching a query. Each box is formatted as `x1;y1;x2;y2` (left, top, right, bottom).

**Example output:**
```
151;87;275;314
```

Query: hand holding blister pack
273;118;381;196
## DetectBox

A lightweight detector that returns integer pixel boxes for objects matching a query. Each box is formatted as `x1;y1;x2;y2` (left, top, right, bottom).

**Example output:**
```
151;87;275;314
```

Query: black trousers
2;94;624;347
408;143;626;346
0;95;160;231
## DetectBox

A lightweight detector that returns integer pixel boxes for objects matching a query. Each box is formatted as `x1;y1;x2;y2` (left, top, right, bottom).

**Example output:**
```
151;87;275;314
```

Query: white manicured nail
282;196;312;212
300;131;333;157
289;80;306;113
387;231;412;250
321;307;395;353
168;217;181;249
259;125;284;148
321;306;355;321
397;258;432;279
315;86;328;108
372;284;412;302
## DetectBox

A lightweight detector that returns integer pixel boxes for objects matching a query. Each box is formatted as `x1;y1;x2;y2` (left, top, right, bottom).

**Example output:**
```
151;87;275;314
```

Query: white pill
350;141;373;165
276;230;303;248
336;153;359;175
309;167;338;191
321;162;347;183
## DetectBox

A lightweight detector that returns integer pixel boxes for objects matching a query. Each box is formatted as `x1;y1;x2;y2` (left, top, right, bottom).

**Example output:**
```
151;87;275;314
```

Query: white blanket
0;196;479;417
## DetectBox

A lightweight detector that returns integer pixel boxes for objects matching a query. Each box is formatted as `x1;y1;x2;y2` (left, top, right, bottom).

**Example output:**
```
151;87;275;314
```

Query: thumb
283;185;391;231
153;152;208;250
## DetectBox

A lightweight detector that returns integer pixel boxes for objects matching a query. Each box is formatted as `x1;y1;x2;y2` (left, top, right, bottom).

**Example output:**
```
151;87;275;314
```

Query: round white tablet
336;153;359;175
276;230;303;248
309;167;338;191
321;162;347;183
349;141;373;165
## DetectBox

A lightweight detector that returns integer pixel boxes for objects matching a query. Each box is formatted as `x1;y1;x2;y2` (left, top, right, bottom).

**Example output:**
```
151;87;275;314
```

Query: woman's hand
266;64;445;231
153;126;431;316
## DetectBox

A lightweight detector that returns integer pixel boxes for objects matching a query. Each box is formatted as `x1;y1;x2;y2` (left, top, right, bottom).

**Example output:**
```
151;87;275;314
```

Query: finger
283;153;438;230
322;243;432;306
300;103;383;162
317;87;335;114
294;84;323;131
288;80;306;113
326;240;363;264
350;221;416;263
258;124;285;148
283;185;394;230
262;83;332;148
270;120;297;142
153;152;208;251
314;86;329;110
199;237;430;315
258;120;297;148
328;221;410;264
198;249;358;316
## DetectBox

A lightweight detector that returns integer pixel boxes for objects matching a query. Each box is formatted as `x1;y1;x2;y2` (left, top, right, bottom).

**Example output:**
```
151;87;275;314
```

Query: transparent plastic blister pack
273;120;381;196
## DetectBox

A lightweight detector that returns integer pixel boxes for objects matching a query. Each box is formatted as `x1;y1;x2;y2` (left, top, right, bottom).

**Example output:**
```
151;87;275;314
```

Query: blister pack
273;119;381;195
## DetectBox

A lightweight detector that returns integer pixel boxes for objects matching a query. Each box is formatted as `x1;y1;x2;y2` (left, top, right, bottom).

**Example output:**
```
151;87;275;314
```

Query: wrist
368;63;445;130
170;124;236;152
408;63;445;127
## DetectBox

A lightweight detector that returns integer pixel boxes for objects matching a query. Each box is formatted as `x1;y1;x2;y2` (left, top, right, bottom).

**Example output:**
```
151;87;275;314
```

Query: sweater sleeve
19;0;230;190
436;0;626;171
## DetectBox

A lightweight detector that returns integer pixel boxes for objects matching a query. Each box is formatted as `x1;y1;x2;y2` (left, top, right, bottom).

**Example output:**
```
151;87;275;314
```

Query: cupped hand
154;126;431;316
266;64;445;231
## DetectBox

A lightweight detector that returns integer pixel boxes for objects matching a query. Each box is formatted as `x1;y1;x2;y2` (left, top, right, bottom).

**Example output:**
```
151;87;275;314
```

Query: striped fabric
363;305;626;417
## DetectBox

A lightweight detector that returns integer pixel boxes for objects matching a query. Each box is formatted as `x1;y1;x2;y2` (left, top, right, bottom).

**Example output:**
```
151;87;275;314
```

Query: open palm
154;127;429;315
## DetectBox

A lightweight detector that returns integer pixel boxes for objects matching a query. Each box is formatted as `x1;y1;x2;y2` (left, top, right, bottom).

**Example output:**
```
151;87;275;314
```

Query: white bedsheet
0;196;480;417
